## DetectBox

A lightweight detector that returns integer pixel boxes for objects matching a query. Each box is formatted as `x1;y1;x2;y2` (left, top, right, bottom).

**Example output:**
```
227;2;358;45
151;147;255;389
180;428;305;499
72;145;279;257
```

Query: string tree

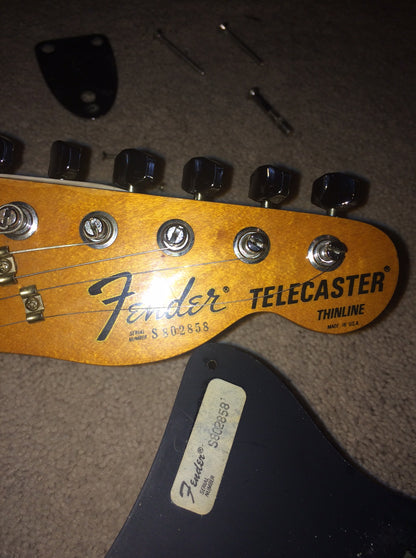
0;246;17;285
20;284;45;323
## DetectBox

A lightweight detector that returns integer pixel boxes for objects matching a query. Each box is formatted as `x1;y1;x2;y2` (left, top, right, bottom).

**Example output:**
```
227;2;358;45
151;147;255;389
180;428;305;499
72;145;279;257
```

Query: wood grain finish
0;177;398;365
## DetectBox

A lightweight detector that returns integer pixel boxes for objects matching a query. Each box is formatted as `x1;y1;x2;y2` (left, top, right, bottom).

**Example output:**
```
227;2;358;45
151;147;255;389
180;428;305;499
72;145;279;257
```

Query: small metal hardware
20;285;45;323
219;22;264;65
79;212;118;249
155;29;205;76
249;87;293;136
0;202;38;240
0;246;17;285
157;220;194;256
102;151;117;160
234;227;270;264
307;235;347;271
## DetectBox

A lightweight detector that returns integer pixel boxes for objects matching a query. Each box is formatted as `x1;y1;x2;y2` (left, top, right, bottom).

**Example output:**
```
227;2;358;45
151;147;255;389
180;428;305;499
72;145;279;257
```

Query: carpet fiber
1;1;415;556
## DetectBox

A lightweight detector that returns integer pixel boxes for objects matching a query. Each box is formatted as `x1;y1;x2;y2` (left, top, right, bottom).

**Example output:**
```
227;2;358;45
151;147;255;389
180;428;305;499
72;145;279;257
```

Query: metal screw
0;258;11;273
249;87;293;136
219;22;264;65
25;296;40;312
155;29;205;76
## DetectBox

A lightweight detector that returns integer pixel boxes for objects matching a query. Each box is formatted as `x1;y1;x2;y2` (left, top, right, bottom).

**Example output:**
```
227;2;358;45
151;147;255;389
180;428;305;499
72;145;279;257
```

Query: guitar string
1;242;200;299
10;242;92;254
0;237;324;328
0;247;164;301
0;271;325;329
0;256;241;302
47;271;325;318
3;234;323;298
15;247;167;279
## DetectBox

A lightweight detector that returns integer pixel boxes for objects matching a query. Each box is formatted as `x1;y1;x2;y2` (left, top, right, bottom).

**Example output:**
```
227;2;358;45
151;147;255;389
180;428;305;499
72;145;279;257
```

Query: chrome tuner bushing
0;202;38;240
79;211;118;249
307;235;347;271
157;219;194;256
234;227;270;264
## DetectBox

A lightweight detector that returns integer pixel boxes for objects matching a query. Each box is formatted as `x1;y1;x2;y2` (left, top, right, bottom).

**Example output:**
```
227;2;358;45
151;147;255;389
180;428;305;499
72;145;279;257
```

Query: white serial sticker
170;378;246;515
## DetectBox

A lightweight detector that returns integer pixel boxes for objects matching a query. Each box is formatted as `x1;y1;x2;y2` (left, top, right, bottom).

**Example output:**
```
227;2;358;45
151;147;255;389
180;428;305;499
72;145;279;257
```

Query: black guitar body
106;343;416;558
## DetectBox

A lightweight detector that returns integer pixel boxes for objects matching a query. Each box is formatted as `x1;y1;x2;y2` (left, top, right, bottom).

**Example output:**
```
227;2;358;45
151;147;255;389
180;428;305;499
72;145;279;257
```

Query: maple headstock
0;144;399;365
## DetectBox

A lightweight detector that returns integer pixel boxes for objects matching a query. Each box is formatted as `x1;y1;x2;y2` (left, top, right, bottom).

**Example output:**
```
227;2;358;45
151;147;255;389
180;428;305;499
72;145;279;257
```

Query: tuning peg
113;148;159;193
312;172;364;216
182;157;224;200
0;135;15;173
249;165;291;208
48;140;84;180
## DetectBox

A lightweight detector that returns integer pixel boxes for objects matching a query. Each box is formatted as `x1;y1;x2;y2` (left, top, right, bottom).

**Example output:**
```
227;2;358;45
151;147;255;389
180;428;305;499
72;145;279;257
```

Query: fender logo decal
89;273;226;341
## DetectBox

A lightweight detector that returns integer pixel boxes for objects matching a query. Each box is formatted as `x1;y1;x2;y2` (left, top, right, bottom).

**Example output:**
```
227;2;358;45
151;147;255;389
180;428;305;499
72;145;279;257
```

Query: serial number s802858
208;401;230;448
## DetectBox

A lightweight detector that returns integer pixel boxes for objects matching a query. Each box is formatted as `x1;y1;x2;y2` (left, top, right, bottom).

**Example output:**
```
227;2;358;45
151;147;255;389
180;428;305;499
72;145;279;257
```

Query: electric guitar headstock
0;138;399;365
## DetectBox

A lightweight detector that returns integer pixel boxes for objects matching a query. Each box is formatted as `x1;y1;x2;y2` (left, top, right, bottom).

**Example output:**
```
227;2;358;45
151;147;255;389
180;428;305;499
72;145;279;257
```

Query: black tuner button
48;140;84;180
312;172;364;216
113;149;158;193
249;165;291;208
182;157;224;200
0;135;14;173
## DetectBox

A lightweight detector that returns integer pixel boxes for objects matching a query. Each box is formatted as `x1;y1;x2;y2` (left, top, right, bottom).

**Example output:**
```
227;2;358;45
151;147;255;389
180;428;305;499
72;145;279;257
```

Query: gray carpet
1;1;415;556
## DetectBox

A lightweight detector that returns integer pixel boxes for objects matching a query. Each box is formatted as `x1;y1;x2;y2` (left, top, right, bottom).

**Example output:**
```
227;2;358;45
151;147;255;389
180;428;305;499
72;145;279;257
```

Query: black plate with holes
35;34;117;119
105;343;416;558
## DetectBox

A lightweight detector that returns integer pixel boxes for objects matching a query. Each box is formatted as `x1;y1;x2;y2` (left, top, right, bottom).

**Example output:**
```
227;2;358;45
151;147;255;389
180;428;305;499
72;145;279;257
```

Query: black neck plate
35;34;117;119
